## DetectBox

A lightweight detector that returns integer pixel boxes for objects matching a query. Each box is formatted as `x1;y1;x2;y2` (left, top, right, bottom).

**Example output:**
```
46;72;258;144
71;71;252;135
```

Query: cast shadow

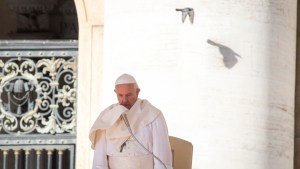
207;39;242;69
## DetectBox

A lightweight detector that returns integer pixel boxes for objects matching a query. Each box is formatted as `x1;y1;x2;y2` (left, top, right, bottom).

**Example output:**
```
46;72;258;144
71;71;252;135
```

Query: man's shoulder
139;99;161;113
95;103;121;117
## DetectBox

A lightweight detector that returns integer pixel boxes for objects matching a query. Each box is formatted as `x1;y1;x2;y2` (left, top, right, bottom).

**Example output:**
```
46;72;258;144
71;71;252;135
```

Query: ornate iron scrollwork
0;56;76;135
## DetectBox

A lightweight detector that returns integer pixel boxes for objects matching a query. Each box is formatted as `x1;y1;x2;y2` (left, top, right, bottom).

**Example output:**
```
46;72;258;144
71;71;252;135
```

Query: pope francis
89;73;173;169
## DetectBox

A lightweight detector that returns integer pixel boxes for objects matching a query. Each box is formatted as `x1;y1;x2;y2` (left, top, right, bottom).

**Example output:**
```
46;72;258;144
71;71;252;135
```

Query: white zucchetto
115;73;138;86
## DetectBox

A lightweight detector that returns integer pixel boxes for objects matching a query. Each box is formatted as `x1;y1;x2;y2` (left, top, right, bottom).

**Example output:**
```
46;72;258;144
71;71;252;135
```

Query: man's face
114;83;140;109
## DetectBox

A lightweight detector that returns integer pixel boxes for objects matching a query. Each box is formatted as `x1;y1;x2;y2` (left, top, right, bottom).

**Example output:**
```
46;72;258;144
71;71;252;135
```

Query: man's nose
121;96;128;103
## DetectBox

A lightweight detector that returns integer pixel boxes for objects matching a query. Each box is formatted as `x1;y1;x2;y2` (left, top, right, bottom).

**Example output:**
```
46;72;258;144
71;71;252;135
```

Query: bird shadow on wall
207;39;242;69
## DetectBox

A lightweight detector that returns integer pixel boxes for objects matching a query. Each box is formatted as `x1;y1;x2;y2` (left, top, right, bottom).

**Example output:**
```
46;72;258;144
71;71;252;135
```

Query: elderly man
89;73;173;169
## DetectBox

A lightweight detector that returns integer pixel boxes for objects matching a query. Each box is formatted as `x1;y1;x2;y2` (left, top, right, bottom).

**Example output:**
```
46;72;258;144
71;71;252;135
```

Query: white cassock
89;99;173;169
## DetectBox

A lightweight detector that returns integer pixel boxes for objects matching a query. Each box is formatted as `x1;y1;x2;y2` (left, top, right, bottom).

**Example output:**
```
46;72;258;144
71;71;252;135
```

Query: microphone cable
121;113;168;169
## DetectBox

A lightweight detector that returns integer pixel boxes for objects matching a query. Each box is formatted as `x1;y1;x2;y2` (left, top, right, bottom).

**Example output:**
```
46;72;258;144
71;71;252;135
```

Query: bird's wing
182;12;188;23
188;10;194;24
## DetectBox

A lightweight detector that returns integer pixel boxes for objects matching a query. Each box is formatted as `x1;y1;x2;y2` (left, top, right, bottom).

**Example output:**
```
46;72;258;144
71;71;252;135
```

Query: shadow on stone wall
207;39;241;69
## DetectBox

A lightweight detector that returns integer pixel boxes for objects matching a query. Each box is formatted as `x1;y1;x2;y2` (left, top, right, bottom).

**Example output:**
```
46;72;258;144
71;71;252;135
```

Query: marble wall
75;0;297;168
0;0;295;168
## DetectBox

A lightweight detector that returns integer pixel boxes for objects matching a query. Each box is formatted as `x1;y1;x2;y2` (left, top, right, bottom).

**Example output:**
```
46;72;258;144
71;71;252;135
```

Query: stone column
74;0;104;168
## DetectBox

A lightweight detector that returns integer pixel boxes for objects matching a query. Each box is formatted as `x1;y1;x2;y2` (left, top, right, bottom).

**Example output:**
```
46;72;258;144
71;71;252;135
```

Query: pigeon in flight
176;8;194;24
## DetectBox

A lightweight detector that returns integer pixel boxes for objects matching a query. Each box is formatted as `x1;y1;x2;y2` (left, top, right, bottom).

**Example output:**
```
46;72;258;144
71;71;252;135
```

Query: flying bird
176;8;194;24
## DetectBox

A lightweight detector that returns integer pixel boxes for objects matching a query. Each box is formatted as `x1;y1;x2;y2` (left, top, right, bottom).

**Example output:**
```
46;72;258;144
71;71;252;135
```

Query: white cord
121;114;168;169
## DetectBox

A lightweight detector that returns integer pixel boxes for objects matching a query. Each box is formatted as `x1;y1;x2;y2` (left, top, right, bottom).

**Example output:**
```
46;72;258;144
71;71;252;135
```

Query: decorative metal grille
0;40;77;169
0;40;77;135
0;145;75;169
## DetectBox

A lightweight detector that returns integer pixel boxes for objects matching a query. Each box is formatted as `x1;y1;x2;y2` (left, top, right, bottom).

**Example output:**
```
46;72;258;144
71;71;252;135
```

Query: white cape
89;99;161;149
